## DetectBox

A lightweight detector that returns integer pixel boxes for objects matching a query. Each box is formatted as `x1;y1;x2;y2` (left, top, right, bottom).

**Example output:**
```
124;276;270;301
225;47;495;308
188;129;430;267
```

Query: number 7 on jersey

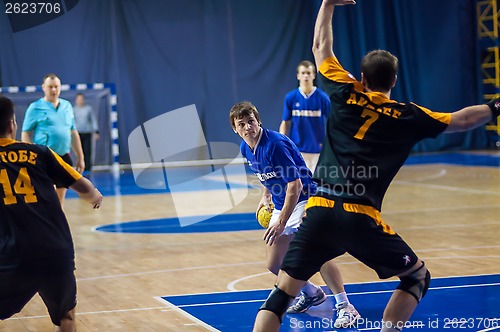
354;109;379;140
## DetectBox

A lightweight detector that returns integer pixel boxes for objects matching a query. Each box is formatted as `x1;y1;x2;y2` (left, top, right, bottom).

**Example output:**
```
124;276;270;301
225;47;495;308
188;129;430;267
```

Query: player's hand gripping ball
257;203;274;228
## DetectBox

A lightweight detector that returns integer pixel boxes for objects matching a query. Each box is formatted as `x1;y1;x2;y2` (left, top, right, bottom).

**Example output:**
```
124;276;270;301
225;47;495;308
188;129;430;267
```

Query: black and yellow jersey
0;138;82;269
315;56;451;210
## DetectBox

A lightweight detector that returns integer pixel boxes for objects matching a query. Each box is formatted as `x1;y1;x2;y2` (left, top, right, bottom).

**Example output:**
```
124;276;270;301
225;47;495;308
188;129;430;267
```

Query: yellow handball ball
257;203;274;229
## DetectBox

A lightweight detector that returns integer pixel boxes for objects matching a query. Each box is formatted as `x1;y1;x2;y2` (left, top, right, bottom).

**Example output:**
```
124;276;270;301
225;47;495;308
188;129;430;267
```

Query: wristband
486;98;500;118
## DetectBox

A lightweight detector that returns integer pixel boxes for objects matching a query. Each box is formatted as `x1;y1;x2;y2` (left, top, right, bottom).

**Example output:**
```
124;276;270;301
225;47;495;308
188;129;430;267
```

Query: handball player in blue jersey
230;101;359;326
279;60;331;172
254;1;500;331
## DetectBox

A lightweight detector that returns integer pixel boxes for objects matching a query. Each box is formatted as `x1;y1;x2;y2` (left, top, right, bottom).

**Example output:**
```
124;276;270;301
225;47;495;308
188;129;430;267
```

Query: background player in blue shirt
279;60;331;172
254;1;500;331
230;101;359;326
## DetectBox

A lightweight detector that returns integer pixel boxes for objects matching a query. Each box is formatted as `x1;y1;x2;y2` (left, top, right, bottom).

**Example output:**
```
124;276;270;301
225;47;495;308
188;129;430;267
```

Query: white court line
405;168;447;182
174;280;500;308
478;325;500;332
155;296;220;332
227;271;272;291
77;261;264;281
416;245;500;253
74;249;500;285
383;204;500;216
227;257;500;291
393;180;500;195
395;220;500;231
81;204;500;284
9;306;170;320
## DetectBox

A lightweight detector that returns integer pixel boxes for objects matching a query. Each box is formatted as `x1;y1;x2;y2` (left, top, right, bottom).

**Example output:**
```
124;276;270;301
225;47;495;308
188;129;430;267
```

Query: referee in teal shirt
22;73;85;207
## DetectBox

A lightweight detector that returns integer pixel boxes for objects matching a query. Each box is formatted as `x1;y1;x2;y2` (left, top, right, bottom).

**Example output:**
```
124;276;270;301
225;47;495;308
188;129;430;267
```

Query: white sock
334;291;349;305
301;281;319;296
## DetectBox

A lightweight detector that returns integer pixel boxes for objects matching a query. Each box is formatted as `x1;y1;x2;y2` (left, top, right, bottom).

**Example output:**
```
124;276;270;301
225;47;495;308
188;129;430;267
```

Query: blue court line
94;213;263;233
405;152;500;167
68;152;499;198
159;274;500;332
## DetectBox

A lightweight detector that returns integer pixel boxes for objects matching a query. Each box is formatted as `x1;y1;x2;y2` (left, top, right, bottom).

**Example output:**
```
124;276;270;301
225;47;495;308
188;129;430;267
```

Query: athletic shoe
286;287;327;314
334;301;361;328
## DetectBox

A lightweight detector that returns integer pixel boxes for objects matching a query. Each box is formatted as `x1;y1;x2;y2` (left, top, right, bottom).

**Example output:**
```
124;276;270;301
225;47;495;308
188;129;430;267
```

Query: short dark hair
229;101;262;130
42;73;60;84
297;60;316;73
0;96;15;135
361;50;398;92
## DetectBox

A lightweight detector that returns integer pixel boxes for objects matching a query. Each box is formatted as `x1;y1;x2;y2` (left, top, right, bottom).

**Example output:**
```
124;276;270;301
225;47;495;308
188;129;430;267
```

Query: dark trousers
79;133;93;171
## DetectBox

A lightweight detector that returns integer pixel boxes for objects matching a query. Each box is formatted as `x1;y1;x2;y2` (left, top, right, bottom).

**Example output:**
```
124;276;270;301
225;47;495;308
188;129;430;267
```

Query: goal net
0;83;119;170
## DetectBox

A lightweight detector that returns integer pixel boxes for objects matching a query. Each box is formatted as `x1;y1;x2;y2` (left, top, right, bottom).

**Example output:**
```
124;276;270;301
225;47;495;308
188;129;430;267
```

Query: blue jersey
240;128;317;210
22;98;75;156
282;87;331;153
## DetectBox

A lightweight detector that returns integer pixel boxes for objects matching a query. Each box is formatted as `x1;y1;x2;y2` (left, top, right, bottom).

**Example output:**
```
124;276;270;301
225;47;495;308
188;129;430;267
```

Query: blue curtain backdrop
0;0;484;164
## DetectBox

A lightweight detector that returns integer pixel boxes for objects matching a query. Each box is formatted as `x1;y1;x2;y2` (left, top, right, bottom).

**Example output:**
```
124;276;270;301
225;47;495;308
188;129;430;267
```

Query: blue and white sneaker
286;287;327;314
334;301;361;328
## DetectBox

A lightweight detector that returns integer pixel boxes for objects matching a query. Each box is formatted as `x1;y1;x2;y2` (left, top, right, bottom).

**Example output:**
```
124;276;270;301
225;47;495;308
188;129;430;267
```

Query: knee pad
259;286;295;323
396;262;431;302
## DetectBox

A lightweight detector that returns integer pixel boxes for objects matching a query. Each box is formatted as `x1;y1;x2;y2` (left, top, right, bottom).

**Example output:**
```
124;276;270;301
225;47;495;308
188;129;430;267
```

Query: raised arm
312;0;356;68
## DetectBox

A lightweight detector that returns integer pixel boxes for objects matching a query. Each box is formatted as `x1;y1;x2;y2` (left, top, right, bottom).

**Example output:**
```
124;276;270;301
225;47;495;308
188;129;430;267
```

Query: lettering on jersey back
347;92;402;119
0;150;37;165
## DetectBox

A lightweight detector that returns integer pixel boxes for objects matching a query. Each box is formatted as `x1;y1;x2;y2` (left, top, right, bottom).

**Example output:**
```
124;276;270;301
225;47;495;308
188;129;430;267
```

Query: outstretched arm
445;99;500;133
312;0;356;69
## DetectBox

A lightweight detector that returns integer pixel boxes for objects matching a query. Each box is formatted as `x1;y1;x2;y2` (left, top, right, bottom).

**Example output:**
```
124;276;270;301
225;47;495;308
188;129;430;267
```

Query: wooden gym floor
1;151;499;331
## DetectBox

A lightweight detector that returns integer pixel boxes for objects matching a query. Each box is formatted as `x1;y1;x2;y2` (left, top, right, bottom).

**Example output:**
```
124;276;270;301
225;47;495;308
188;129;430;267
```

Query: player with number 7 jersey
314;55;451;211
254;2;499;330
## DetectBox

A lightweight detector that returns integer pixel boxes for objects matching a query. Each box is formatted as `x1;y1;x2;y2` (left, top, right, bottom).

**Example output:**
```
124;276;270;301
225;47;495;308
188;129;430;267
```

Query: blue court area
95;213;263;233
71;152;500;199
90;152;499;234
67;164;253;198
160;274;500;332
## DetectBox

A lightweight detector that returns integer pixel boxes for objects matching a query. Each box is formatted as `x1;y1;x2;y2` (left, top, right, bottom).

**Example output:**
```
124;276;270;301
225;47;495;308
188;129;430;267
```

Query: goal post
0;83;119;170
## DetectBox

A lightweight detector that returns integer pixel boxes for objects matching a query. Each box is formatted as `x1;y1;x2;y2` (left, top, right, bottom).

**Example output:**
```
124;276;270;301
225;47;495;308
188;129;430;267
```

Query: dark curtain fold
0;0;486;164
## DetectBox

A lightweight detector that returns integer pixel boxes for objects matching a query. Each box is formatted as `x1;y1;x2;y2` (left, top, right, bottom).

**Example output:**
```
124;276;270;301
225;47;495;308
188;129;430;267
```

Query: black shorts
0;266;77;326
56;154;73;188
281;194;419;281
